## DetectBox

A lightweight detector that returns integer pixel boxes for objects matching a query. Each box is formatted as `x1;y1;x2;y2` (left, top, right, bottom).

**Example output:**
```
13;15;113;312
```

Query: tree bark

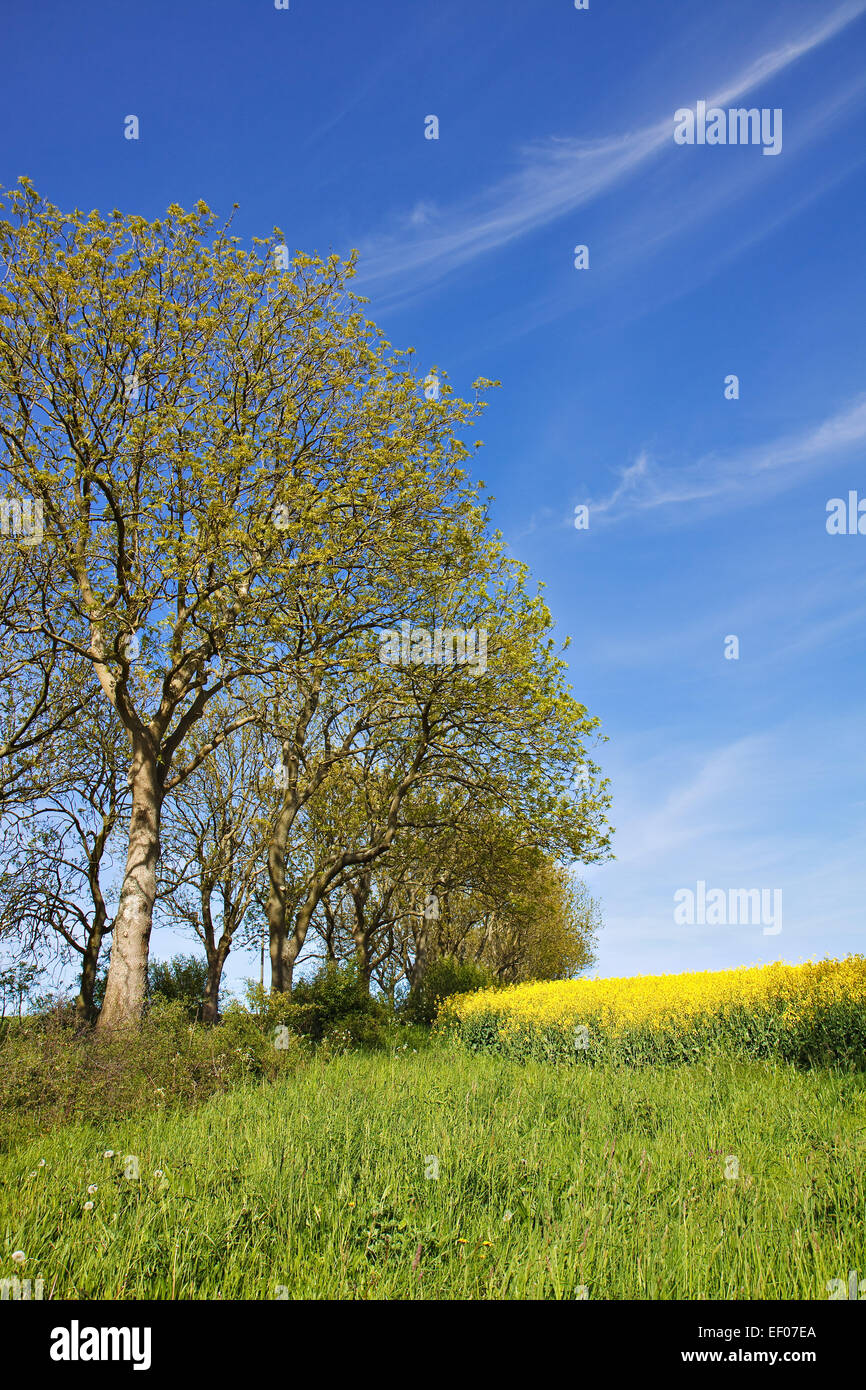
74;914;105;1025
96;741;162;1029
266;773;301;994
354;932;371;992
351;874;372;993
271;926;301;995
201;937;231;1024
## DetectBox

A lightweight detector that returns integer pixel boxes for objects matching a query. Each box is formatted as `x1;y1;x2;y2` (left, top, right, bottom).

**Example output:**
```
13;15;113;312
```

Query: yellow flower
440;956;866;1058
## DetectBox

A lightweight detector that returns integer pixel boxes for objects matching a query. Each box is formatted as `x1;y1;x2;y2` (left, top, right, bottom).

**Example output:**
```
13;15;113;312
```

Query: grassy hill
2;1041;864;1299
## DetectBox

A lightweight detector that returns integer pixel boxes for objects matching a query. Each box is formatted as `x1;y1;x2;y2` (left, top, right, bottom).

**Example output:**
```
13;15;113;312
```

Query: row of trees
0;180;612;1027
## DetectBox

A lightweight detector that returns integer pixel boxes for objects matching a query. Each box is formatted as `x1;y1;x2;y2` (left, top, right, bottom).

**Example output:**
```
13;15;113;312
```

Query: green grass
1;1042;864;1299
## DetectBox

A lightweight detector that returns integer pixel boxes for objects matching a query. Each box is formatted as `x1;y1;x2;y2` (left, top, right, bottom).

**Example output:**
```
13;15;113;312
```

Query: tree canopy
0;181;612;1024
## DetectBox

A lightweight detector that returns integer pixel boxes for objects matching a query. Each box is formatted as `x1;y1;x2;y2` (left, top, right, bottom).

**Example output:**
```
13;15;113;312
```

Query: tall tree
0;689;127;1021
157;713;267;1022
0;179;489;1025
263;557;611;993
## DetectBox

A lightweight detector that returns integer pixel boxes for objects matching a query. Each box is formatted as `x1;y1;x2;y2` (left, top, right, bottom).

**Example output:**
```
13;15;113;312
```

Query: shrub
148;954;210;1020
0;999;307;1150
404;955;497;1026
294;963;388;1047
244;964;388;1048
240;984;321;1037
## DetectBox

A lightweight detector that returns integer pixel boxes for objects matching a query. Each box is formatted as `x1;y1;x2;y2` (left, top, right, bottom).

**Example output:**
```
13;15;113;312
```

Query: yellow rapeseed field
440;956;866;1065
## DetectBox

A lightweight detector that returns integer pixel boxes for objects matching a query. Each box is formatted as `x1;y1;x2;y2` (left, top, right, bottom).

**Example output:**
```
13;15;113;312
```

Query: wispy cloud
355;0;866;304
513;396;866;537
592;397;866;525
589;396;866;525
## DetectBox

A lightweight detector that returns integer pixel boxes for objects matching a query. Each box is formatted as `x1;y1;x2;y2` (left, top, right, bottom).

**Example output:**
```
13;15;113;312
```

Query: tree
0;958;43;1019
448;856;601;984
0;179;490;1026
0;694;128;1021
262;552;611;994
354;801;602;996
157;712;267;1022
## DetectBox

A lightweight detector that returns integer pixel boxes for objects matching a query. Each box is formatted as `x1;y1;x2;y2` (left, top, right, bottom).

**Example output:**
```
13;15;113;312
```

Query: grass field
2;1041;864;1300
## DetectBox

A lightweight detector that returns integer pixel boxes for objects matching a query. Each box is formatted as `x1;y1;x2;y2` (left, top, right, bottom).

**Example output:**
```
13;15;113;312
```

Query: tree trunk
411;899;429;991
201;938;230;1024
267;929;297;994
272;892;319;995
268;907;296;993
96;745;162;1029
354;932;372;993
74;915;105;1025
266;791;297;993
268;904;301;993
351;875;372;993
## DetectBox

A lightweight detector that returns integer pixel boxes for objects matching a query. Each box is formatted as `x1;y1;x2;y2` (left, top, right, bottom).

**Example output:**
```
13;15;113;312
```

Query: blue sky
3;0;865;988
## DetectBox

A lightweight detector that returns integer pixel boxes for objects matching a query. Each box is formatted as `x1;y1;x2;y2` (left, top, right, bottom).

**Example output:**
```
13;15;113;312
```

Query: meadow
1;1041;864;1300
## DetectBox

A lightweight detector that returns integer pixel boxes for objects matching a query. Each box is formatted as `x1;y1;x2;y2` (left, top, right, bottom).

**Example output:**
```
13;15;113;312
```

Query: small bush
293;962;377;1017
404;955;497;1026
240;984;322;1037
244;964;388;1048
0;1000;307;1150
294;963;388;1047
0;963;399;1148
148;954;210;1021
